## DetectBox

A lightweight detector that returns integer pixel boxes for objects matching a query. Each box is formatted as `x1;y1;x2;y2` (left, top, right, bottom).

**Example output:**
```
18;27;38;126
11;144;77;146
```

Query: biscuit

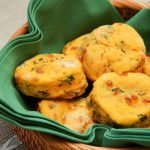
90;72;150;127
91;23;146;52
38;97;93;133
62;34;91;60
82;23;145;81
15;54;88;99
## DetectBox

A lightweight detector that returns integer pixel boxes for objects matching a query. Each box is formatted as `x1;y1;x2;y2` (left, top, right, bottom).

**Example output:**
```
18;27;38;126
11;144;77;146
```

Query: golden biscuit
15;54;88;99
90;72;150;127
82;23;145;81
91;23;146;52
38;98;93;133
62;34;91;60
82;44;145;81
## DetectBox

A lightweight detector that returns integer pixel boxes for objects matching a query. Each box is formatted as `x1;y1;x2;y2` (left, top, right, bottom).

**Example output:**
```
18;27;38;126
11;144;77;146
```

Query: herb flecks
63;75;75;85
120;40;124;44
33;61;38;64
38;91;49;97
103;35;108;39
48;104;56;109
121;48;126;53
112;87;124;93
55;57;59;60
39;58;43;62
138;114;147;122
36;67;44;74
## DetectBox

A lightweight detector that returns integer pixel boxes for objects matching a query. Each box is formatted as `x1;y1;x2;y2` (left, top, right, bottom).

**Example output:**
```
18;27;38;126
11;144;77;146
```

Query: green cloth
127;9;150;53
0;0;150;147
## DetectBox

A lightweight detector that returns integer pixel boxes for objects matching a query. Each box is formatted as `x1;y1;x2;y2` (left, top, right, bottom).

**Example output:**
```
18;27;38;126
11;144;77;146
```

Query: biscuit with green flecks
38;97;93;133
90;72;150;127
63;34;91;60
82;23;145;81
14;54;88;99
91;23;146;53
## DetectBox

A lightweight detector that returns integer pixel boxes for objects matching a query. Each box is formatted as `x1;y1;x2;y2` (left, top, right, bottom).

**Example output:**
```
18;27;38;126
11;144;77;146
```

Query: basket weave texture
10;0;149;149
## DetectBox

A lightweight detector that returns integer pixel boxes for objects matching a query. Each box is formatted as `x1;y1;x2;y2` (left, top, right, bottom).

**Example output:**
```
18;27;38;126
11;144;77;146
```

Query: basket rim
111;0;149;10
8;0;150;149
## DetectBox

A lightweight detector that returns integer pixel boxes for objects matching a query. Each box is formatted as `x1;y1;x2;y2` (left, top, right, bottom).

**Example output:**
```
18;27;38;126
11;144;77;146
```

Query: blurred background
0;0;29;49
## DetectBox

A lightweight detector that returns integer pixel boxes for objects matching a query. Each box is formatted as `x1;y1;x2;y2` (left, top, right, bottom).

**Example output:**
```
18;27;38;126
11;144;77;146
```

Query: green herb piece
33;61;38;64
103;34;108;39
138;114;147;122
49;104;56;109
38;91;49;97
63;75;75;85
112;87;124;93
39;58;43;61
120;40;124;44
120;48;125;53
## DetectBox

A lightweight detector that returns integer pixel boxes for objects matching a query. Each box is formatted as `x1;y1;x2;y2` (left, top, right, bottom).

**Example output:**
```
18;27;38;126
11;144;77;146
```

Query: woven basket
10;0;149;149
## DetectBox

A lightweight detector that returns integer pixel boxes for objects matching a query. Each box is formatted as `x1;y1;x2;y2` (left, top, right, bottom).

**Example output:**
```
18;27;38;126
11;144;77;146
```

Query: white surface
0;0;29;49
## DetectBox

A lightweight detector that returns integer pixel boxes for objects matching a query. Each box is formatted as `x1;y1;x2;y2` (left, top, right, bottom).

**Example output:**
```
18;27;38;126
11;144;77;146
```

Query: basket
9;0;149;149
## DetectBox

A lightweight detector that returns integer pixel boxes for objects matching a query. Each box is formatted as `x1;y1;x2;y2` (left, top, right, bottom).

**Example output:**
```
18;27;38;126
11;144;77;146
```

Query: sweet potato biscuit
90;72;150;127
82;23;145;81
14;54;88;99
63;34;91;60
91;23;146;52
82;44;145;81
38;98;93;133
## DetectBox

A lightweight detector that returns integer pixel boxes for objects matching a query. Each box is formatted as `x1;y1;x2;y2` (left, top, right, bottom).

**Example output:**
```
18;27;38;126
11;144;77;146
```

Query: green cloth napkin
127;9;150;52
36;0;124;53
0;0;150;147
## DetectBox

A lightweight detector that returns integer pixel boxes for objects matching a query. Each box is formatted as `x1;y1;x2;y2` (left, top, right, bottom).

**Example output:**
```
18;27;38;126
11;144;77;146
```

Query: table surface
0;0;29;49
0;0;150;149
